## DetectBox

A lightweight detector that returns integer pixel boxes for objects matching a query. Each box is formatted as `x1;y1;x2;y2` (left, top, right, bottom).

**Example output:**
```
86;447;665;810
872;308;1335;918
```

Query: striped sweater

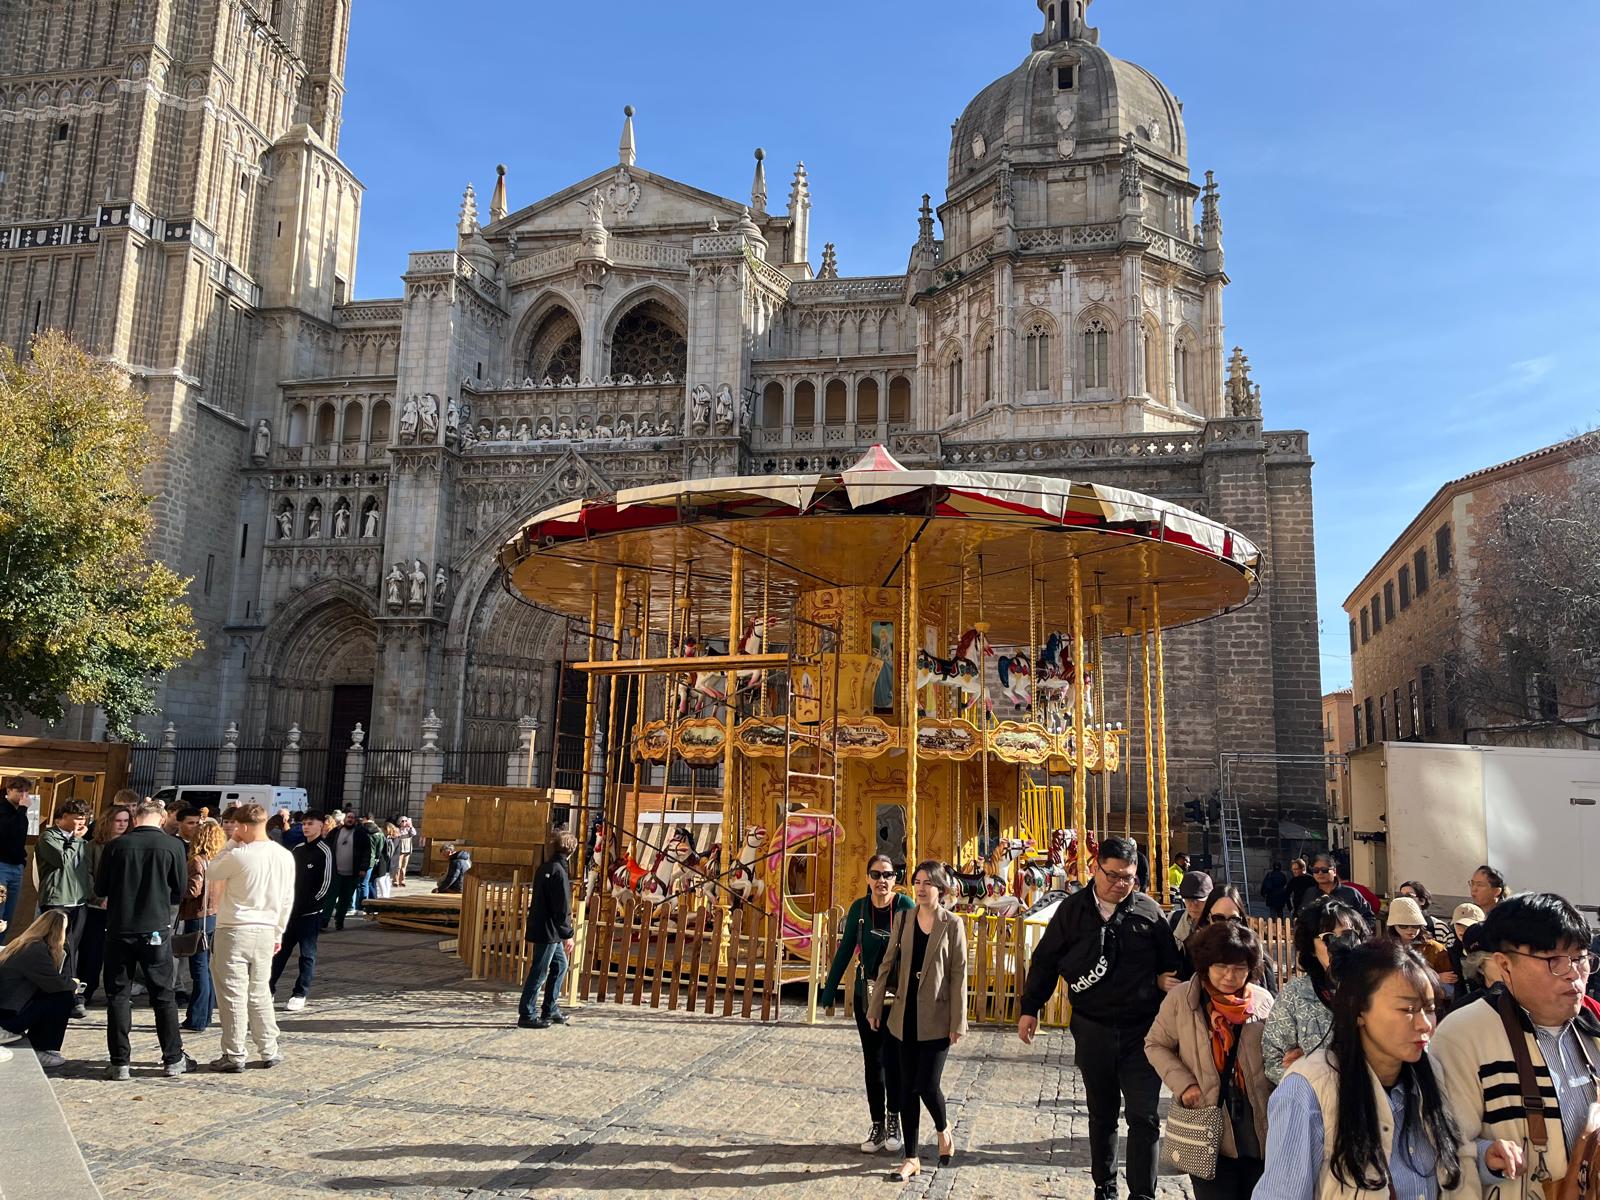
1429;988;1600;1196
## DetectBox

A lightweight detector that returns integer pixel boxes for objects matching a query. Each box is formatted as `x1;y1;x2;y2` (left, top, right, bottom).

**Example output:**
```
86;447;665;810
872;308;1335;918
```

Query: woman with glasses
1145;921;1275;1197
869;860;967;1183
1256;939;1499;1198
820;853;914;1155
1262;897;1371;1084
1395;880;1455;948
1384;897;1456;994
1178;884;1280;995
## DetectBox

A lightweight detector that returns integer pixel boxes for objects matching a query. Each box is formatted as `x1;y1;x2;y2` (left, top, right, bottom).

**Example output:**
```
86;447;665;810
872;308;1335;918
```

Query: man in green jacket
820;854;916;1155
36;799;92;1016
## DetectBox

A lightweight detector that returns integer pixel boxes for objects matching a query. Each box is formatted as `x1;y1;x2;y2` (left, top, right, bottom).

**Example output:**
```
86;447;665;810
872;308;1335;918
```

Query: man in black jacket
95;797;192;1080
271;812;333;1012
517;829;578;1030
0;776;31;943
322;811;373;930
1017;836;1181;1200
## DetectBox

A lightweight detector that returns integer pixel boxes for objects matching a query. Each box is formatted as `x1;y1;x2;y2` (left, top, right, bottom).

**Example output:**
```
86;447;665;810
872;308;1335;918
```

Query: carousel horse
680;839;725;903
726;825;769;905
915;628;992;697
995;651;1032;710
636;828;696;906
582;818;608;899
1034;631;1078;696
731;618;772;693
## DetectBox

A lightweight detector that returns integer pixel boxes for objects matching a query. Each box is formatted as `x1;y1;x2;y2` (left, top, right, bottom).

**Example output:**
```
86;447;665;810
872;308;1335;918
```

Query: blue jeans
354;868;373;911
517;941;568;1022
183;915;217;1031
0;861;23;943
270;912;321;999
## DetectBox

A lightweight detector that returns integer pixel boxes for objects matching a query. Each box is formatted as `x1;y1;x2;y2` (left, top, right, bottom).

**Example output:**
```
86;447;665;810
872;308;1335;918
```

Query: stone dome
948;34;1186;190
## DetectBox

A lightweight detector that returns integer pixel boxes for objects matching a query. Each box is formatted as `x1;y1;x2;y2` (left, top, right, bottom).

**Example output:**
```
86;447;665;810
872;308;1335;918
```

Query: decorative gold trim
636;719;672;762
989;721;1052;765
916;718;981;760
821;716;898;759
675;717;727;764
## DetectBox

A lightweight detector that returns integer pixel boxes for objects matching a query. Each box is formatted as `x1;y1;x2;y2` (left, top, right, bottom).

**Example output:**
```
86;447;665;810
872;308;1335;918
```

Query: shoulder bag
1164;1019;1244;1181
172;858;209;958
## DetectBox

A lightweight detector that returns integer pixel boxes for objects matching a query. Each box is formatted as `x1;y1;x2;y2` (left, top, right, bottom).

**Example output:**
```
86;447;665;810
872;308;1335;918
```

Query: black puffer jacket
1021;885;1181;1028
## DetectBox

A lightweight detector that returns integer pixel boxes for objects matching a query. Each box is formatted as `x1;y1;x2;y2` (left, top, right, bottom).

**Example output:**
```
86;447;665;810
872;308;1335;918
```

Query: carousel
498;446;1259;991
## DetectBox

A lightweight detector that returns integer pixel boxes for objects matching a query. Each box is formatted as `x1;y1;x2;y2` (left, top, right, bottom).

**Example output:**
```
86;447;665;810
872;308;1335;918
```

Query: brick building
1;0;1323;859
1321;688;1355;846
1344;432;1599;753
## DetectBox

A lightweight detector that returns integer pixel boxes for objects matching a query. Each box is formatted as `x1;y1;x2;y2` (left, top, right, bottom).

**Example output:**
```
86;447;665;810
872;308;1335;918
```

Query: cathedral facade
0;0;1324;849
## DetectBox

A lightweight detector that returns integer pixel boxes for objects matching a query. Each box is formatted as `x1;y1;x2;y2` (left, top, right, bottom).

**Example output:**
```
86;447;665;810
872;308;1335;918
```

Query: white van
150;784;310;814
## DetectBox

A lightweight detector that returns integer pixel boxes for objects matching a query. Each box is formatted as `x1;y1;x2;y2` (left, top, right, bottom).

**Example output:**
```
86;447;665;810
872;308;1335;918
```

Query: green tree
0;331;200;738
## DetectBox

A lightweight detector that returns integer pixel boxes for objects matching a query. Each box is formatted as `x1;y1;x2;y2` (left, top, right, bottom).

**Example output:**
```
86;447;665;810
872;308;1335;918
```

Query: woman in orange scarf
1145;921;1276;1198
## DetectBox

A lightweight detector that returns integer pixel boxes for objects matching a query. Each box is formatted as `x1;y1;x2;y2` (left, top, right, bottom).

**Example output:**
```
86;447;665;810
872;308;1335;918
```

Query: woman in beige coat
1144;921;1275;1198
868;860;968;1183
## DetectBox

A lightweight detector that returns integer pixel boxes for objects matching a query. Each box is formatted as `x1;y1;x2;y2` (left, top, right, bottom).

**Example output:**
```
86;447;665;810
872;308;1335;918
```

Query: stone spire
1225;347;1262;418
787;161;811;269
819;243;838;279
1201;170;1222;243
750;147;767;215
457;183;479;238
489;164;508;224
619;104;636;167
917;193;937;250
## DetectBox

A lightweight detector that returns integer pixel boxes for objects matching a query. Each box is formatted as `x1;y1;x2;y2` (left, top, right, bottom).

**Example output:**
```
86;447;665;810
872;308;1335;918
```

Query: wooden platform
361;889;462;934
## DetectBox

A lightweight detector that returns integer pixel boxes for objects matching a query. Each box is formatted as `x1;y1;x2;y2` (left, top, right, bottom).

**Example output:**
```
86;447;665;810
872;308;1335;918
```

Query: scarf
1207;987;1255;1092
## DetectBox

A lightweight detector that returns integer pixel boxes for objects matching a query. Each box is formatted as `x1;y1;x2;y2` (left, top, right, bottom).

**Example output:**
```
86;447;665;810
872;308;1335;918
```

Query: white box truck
1348;741;1600;920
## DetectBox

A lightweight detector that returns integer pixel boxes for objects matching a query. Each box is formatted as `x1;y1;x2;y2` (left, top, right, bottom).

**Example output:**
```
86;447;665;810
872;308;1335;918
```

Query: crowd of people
0;777;424;1076
822;836;1600;1196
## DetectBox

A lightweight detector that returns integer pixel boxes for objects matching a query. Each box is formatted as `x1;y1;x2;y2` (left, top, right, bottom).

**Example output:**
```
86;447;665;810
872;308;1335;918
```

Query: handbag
172;858;209;959
1165;1020;1244;1181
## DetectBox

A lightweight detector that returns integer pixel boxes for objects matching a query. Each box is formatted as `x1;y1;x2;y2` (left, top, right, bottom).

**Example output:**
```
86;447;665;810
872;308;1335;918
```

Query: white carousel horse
995;651;1032;710
726;825;769;905
915;628;992;698
636;829;695;906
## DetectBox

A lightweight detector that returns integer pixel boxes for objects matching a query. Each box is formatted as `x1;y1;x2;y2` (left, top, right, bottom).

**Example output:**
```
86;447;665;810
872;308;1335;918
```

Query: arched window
761;382;784;428
793;380;816;426
824;379;848;426
980;334;994;405
525;305;582;381
341;400;364;443
286;403;308;446
608;298;687;381
1173;332;1194;407
1079;319;1110;393
888;376;911;423
946;353;964;416
856;378;879;424
1025;319;1053;392
369;399;392;445
315;402;336;444
1142;323;1162;397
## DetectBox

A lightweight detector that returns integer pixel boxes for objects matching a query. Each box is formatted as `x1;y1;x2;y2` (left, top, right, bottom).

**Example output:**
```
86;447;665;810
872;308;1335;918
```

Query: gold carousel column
721;548;743;899
905;543;919;868
1070;558;1088;884
1152;585;1171;904
564;586;602;1008
1142;606;1157;897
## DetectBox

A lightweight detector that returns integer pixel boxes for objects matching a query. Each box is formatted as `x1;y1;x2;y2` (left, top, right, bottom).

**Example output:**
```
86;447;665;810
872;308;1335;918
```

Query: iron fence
361;747;414;821
235;746;283;786
442;749;508;786
298;748;346;811
128;747;158;796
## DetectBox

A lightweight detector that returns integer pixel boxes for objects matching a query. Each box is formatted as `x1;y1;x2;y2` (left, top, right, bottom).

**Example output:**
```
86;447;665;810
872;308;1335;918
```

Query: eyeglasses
1208;913;1245;925
1503;948;1598;979
1311;867;1335;876
1099;867;1138;885
867;870;897;881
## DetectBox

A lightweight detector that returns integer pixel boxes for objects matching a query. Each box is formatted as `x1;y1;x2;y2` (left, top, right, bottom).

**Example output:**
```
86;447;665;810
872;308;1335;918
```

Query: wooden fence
460;877;1303;1029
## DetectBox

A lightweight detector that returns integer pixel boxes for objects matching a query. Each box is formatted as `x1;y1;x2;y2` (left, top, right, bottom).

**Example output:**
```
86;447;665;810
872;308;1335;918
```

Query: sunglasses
1311;867;1335;876
1207;913;1245;925
867;870;897;881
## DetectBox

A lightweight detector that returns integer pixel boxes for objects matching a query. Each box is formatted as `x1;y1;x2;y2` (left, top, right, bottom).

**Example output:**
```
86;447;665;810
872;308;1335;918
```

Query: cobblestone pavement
47;917;1195;1199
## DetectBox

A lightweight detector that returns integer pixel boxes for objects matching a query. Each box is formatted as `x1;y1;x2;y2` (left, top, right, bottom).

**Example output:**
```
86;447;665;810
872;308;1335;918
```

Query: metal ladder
1219;795;1250;900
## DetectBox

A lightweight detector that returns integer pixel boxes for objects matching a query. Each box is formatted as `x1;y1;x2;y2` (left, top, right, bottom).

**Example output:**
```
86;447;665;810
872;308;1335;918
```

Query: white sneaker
285;995;307;1012
0;1046;12;1063
0;1028;23;1045
860;1121;888;1153
36;1050;66;1069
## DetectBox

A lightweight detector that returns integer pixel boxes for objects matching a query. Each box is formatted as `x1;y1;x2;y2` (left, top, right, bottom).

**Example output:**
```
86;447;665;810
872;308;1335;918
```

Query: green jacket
37;826;91;908
822;892;914;1007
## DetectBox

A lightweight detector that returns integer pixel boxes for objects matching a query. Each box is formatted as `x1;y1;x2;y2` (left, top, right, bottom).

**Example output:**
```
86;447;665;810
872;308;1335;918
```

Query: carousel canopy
499;447;1261;639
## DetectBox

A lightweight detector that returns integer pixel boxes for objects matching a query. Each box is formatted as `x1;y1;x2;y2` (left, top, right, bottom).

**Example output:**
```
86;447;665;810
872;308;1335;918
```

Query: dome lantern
1036;0;1095;48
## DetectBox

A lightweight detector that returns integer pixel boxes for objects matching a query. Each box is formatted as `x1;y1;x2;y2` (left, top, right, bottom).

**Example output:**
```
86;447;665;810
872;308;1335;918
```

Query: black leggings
897;1035;950;1154
853;1002;901;1124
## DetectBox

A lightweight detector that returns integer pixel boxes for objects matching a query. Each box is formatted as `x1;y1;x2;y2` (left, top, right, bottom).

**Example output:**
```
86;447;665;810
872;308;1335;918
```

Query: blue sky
341;1;1600;692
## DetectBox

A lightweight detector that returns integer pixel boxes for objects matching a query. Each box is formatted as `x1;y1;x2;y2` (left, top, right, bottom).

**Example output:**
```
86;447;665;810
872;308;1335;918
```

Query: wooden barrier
1250;915;1299;984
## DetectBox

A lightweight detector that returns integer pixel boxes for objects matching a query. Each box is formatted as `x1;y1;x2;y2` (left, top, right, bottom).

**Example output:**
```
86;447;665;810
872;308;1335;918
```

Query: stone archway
249;583;380;748
523;304;583;382
460;586;564;751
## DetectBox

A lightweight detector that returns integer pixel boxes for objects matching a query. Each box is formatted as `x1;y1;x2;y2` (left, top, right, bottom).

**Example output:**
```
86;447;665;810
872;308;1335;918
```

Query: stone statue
433;565;449;607
361;501;380;538
478;420;493;441
690;384;712;428
636;416;654;437
398;396;419;442
660;414;678;436
575;415;592;439
332;501;350;539
556;416;573;439
251;419;271;462
714;383;735;427
535;416;553;439
306;503;322;539
495;423;511;441
739;388;755;428
444;395;460;444
385;562;404;609
419;393;440;441
515;419;531;442
595;419;613;439
276;507;294;540
408;559;427;609
615;415;633;439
